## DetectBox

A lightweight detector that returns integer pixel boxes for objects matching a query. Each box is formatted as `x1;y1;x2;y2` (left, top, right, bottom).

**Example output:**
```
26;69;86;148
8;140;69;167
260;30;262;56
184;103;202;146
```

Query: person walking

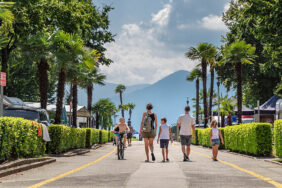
140;103;157;162
157;117;173;162
177;106;196;161
210;119;224;161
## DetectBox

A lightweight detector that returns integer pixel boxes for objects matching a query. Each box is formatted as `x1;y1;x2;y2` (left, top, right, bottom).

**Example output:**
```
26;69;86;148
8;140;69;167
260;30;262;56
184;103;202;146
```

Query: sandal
145;160;149;163
162;160;165;162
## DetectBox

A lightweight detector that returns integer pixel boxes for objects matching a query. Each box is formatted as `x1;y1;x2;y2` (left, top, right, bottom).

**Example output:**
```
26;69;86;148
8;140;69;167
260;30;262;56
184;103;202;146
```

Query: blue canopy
255;95;280;114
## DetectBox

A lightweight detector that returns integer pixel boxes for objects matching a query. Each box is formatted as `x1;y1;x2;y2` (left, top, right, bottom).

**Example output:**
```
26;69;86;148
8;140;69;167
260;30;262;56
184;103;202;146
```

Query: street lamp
217;77;220;126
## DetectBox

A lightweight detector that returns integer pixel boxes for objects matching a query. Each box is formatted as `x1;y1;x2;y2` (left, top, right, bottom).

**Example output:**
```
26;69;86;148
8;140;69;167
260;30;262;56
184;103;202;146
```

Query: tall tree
127;103;136;120
92;99;116;129
186;69;201;124
115;84;126;118
185;43;217;128
51;31;85;124
220;41;255;124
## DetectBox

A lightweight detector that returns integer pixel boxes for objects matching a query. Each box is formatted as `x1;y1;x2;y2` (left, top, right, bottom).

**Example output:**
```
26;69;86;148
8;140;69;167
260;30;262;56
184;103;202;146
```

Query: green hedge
192;128;225;149
224;123;272;156
99;130;109;144
274;120;282;158
47;125;86;154
0;117;45;161
85;128;100;148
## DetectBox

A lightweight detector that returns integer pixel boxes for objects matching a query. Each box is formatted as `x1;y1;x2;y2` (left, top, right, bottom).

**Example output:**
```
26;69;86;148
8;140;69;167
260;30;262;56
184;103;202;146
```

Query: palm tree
208;57;217;121
186;43;217;128
187;68;201;124
51;31;85;124
220;41;255;123
92;99;116;129
127;103;136;120
115;84;126;117
118;104;129;119
220;96;236;126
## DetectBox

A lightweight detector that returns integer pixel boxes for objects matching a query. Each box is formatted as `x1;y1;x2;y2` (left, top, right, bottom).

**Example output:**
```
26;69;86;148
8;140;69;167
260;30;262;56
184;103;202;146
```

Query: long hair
210;119;218;128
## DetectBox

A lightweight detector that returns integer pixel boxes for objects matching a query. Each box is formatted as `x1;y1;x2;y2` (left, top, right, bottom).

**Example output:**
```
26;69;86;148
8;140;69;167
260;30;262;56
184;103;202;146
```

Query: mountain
77;83;150;106
77;70;231;132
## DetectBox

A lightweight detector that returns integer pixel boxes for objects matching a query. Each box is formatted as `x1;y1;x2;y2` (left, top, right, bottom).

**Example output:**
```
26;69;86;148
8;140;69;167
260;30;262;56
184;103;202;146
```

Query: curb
264;159;282;166
49;149;90;157
0;158;56;178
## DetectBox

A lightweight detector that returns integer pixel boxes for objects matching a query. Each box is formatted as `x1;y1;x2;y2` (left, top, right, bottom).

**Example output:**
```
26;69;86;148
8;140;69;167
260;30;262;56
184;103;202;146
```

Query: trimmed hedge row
0;117;45;161
47;125;112;154
85;128;100;148
193;128;225;149
274;120;282;158
224;123;272;156
192;123;272;156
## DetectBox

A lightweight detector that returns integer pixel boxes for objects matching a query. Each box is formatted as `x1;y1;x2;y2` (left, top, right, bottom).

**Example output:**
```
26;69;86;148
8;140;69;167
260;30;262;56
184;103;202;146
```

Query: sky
94;0;230;85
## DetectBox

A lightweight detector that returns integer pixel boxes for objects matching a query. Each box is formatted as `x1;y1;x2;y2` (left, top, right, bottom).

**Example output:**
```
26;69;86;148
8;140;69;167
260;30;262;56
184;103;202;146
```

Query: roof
65;105;91;117
25;102;57;112
254;95;280;114
234;105;254;112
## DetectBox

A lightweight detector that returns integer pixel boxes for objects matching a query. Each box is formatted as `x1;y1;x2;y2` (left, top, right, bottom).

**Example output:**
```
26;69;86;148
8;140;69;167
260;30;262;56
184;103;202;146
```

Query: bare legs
162;148;169;161
212;145;219;160
144;138;154;161
144;138;149;161
182;145;191;158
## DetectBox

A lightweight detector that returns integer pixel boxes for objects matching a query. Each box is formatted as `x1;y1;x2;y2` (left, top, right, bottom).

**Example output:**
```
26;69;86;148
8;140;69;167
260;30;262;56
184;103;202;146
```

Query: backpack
142;113;153;133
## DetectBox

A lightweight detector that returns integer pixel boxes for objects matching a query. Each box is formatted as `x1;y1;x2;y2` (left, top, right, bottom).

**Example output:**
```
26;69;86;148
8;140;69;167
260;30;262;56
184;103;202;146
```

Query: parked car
4;106;52;126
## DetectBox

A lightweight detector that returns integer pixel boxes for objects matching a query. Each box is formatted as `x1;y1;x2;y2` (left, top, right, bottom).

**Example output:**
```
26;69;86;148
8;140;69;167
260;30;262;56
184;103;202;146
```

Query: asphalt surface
0;141;281;188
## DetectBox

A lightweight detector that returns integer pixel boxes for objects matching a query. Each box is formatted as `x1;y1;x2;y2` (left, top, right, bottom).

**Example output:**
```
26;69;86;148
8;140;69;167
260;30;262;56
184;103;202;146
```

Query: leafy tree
115;84;126;118
0;2;14;49
187;68;201;124
185;43;217;128
220;41;256;124
221;0;281;107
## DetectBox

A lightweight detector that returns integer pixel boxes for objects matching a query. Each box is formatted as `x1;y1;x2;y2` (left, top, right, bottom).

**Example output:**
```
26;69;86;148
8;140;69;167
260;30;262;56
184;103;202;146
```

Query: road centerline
191;150;282;188
28;148;116;188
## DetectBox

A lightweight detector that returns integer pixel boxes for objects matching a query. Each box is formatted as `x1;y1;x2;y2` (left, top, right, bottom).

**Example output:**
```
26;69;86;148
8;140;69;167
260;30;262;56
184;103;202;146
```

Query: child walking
157;117;173;162
210;120;224;161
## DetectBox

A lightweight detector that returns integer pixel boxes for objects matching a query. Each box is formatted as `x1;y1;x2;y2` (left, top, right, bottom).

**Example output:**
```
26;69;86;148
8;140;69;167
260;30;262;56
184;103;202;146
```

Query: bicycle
115;132;126;160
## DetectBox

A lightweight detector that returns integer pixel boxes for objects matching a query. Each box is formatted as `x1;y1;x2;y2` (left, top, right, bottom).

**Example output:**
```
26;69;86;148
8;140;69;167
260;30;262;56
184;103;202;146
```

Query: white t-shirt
177;114;195;136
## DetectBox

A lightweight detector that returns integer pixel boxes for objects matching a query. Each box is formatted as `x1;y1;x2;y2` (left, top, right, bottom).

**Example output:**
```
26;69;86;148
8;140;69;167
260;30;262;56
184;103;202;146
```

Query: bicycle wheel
121;145;124;159
117;141;121;160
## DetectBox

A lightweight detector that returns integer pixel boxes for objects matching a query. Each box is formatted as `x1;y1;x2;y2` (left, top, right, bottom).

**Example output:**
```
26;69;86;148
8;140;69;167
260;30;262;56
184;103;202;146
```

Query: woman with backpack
140;103;157;162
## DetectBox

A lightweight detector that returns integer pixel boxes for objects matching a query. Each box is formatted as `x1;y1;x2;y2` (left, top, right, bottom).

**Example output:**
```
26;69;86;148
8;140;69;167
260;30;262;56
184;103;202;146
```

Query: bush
0;117;45;161
274;120;282;158
85;128;100;148
224;123;272;156
99;130;109;144
194;128;225;149
47;125;86;154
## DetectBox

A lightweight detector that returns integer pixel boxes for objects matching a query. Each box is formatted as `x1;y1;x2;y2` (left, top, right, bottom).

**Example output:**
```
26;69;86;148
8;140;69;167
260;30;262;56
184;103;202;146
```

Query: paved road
0;141;282;188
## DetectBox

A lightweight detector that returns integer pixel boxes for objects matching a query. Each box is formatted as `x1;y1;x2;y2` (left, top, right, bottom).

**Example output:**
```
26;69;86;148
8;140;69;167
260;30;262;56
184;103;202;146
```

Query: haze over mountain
77;70;230;131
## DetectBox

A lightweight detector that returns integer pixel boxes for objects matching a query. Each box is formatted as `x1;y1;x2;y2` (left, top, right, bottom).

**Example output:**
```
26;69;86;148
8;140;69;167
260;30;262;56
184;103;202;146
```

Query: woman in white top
157;117;173;162
210;120;224;161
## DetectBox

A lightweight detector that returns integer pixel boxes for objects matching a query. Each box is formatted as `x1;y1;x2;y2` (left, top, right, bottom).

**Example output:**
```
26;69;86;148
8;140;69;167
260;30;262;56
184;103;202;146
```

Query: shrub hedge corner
224;123;272;156
274;120;282;158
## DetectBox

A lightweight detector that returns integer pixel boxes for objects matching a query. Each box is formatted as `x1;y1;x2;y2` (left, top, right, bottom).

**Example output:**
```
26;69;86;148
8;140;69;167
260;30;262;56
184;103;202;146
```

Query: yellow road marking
28;148;116;188
191;150;282;188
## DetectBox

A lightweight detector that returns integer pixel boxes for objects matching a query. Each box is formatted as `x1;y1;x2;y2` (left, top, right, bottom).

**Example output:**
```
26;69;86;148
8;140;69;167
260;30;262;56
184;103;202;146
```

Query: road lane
0;141;281;188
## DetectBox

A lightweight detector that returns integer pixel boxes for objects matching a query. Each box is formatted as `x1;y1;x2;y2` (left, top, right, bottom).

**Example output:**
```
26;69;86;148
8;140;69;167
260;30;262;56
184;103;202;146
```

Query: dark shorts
180;135;192;146
142;130;155;138
212;139;220;146
127;133;132;139
160;139;169;148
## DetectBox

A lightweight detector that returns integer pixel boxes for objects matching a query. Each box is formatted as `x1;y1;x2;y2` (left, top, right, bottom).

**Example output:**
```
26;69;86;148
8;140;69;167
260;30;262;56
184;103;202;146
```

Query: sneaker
184;153;188;160
151;153;156;161
183;158;187;162
166;158;169;162
162;159;165;162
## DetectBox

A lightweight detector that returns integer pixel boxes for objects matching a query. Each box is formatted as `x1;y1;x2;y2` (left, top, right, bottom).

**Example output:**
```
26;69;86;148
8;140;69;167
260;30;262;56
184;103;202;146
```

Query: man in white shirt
177;106;196;161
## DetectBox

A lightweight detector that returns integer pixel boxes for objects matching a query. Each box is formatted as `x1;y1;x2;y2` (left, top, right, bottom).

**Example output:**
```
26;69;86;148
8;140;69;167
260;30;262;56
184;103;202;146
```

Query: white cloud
199;14;228;31
224;2;230;12
151;4;172;27
100;3;197;85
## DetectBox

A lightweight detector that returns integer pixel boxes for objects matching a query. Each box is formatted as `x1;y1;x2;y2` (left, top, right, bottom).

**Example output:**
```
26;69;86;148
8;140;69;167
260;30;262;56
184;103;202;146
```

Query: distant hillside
77;70;231;132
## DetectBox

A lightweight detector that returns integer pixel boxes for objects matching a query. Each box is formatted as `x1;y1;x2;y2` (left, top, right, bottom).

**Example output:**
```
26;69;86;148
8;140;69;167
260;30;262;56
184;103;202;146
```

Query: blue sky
94;0;230;85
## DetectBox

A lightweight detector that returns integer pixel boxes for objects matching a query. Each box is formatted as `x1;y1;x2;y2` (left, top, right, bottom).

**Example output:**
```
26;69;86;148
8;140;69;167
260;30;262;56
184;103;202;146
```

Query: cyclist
112;117;130;148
